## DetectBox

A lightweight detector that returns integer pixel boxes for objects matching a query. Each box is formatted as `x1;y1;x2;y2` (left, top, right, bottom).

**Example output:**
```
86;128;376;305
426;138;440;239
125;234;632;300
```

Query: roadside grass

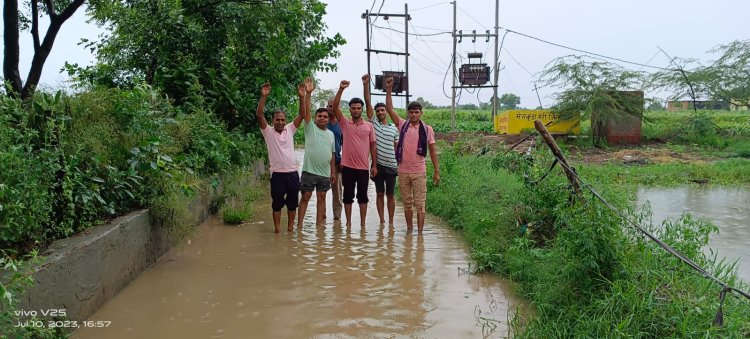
578;158;750;187
217;170;263;225
427;141;750;337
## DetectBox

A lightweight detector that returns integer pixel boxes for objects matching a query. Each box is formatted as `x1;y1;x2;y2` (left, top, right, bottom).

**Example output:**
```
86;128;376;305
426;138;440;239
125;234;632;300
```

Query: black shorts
341;166;370;204
372;164;398;195
270;171;300;211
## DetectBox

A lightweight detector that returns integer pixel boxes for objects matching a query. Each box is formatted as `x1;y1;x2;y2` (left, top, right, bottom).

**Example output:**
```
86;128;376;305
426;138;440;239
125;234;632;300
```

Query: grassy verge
426;142;750;337
217;170;263;225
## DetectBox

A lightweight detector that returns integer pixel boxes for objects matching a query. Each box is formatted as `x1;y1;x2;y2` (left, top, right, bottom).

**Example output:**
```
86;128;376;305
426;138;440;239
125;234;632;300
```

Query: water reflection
73;181;519;339
637;186;750;283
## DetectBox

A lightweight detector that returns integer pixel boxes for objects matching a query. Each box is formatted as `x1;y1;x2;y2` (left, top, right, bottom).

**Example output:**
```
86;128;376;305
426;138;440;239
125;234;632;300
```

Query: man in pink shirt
384;77;441;233
332;79;378;229
256;82;306;233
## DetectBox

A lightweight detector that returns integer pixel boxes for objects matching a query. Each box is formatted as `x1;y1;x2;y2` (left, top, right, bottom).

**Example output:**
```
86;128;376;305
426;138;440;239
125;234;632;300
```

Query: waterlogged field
426;142;750;337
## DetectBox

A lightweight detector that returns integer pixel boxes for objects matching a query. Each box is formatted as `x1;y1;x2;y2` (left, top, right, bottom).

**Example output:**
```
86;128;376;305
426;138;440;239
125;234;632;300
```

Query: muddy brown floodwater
73;152;521;339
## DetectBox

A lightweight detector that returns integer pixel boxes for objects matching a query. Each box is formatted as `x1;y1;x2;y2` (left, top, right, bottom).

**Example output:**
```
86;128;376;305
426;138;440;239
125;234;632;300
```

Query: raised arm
384;77;401;125
292;82;306;128
304;77;315;124
255;83;271;130
333;80;350;123
363;74;374;120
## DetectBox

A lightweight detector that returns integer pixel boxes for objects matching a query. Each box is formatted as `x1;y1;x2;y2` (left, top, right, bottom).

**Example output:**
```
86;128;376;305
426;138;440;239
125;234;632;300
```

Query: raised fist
340;80;350;89
384;77;393;90
261;83;271;96
362;74;370;84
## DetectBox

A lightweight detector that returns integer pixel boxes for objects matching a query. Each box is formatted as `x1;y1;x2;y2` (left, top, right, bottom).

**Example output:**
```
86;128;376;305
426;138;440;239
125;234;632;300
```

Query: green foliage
1;86;265;253
651;40;750;108
732;141;750;158
79;0;345;132
216;170;262;225
414;97;435;109
539;55;645;145
498;93;521;109
641;109;750;147
0;251;63;339
222;209;250;225
427;141;750;337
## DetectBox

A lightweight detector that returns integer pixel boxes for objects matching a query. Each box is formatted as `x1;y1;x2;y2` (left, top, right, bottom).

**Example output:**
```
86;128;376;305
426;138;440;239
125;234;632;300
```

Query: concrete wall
18;160;265;323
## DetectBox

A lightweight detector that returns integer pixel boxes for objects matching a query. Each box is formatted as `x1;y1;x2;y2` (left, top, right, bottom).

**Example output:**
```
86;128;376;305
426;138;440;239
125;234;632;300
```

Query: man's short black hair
374;102;386;110
407;102;422;111
348;97;364;107
315;108;330;117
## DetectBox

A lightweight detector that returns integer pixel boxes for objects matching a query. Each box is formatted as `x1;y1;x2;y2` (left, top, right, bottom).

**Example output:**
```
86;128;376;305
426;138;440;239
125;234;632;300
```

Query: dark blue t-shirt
327;121;343;164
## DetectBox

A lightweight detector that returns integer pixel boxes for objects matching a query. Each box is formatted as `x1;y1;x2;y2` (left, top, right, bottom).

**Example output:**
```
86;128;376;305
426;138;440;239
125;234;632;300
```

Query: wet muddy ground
73;152;521;338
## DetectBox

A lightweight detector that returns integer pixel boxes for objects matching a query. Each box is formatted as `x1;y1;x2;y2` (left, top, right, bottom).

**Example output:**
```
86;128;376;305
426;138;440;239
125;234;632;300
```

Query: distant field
400;109;750;141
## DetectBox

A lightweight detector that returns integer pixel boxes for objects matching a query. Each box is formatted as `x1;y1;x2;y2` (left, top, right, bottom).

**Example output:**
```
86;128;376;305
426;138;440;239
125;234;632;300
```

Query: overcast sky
8;0;749;108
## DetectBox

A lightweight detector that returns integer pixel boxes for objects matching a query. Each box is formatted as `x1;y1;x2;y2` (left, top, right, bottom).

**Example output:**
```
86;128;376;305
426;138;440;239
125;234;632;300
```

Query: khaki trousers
398;172;426;213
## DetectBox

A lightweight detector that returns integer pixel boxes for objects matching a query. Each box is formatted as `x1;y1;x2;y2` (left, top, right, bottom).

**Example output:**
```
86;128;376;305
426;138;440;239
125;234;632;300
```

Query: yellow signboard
494;110;580;135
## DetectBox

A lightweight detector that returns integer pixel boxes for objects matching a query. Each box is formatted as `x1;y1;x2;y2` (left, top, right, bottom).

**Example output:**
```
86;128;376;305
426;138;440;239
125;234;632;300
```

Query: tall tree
539;55;646;145
651;40;750;108
76;0;345;131
498;93;520;109
3;0;86;98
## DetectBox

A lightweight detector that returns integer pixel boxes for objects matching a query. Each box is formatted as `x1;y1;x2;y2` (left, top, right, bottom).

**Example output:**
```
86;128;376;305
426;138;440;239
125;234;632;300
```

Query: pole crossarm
364;48;410;56
452;85;498;89
361;13;411;19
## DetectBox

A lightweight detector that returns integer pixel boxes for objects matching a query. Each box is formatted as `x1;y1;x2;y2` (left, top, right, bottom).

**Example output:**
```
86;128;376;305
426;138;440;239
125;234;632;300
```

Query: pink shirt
340;118;376;170
396;118;435;174
260;122;298;173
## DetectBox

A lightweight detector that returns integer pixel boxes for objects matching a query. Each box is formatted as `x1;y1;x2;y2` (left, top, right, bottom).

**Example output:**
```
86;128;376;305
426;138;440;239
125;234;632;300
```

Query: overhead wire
457;6;487;30
372;23;444;74
545;147;750;305
409;21;451;71
410;2;451;12
504;28;676;71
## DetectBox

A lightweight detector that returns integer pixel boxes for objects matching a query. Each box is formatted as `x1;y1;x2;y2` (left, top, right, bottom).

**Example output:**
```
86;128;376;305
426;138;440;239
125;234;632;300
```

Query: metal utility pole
451;0;500;131
362;5;411;104
492;0;499;122
451;1;457;131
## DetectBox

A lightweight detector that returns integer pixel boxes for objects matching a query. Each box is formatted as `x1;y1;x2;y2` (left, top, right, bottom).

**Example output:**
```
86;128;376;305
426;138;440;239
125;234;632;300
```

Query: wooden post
534;120;581;194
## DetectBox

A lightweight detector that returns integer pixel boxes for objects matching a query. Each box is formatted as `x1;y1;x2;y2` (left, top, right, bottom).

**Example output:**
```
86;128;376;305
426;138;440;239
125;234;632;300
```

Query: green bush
427;141;750;337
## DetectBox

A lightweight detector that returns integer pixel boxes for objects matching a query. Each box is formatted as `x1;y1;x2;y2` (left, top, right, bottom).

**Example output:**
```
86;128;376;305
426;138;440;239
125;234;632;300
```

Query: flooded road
637;187;750;283
74;153;520;338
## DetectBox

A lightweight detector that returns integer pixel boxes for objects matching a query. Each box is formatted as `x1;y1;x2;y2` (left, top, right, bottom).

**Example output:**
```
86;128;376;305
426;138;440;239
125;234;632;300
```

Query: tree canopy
69;0;344;130
651;40;750;108
498;93;520;110
3;0;87;98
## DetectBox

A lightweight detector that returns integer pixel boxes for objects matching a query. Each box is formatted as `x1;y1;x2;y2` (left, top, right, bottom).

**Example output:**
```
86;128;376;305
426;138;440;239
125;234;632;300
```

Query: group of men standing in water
255;75;440;234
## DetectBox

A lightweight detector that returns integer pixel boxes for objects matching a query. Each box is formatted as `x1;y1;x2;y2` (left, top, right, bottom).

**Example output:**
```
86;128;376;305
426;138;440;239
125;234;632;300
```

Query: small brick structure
592;91;644;145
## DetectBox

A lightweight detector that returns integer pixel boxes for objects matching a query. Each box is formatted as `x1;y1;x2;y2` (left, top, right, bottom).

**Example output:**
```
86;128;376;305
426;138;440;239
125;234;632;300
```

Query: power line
372;23;450;37
370;0;385;25
411;2;451;12
409;22;451;69
457;6;487;30
503;47;534;77
411;24;451;32
504;28;676;71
